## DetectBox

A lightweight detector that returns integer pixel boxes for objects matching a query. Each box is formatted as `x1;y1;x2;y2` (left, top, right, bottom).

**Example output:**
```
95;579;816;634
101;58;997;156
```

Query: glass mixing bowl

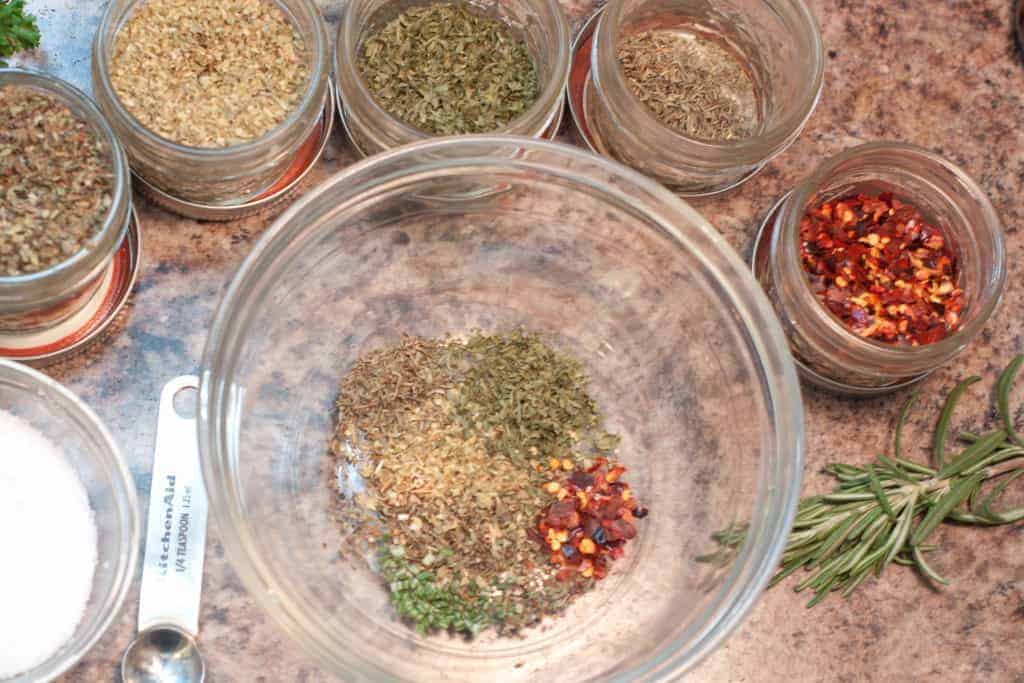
199;136;804;680
0;360;139;683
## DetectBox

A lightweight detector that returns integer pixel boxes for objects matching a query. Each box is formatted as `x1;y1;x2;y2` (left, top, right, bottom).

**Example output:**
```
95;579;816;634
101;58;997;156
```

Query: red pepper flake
536;458;647;581
798;192;963;345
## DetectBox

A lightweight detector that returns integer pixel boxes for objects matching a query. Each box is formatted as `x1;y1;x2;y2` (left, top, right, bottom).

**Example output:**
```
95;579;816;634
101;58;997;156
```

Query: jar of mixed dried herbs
754;142;1006;395
335;0;569;157
583;0;823;195
0;69;131;333
91;0;329;205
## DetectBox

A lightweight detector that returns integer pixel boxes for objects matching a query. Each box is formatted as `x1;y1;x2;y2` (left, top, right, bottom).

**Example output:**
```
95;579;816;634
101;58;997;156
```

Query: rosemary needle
932;375;979;468
699;355;1024;607
997;356;1024;446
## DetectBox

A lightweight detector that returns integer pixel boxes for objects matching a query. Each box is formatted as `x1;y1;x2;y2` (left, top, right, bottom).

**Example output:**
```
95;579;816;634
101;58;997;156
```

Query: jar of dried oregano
0;69;132;334
335;0;570;157
91;0;329;206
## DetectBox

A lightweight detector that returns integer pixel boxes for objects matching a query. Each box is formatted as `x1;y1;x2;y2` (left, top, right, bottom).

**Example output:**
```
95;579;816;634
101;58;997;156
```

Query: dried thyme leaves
618;30;758;142
109;0;309;148
449;331;620;465
357;3;538;135
330;331;637;635
0;86;114;277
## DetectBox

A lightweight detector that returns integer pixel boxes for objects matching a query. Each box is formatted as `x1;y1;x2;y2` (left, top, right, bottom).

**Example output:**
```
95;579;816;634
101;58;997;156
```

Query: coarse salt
0;410;98;679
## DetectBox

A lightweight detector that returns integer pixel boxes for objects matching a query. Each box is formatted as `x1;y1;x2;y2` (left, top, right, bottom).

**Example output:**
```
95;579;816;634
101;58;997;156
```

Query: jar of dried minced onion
91;0;329;207
0;69;131;334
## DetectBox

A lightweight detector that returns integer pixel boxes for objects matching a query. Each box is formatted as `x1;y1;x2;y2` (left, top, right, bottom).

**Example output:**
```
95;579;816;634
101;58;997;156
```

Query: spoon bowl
121;377;208;683
121;626;205;683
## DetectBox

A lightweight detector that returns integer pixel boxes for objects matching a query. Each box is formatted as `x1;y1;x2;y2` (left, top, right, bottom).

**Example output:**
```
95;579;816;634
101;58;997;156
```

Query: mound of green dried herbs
357;3;538;135
330;331;640;635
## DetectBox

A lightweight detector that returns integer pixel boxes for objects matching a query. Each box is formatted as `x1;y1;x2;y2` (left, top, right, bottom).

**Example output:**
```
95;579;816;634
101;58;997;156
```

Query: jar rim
592;0;825;165
91;0;329;158
774;141;1007;363
0;68;130;291
335;0;571;146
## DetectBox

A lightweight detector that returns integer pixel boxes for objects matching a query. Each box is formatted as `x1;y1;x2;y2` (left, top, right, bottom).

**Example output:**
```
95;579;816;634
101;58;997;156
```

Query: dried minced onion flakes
109;0;309;149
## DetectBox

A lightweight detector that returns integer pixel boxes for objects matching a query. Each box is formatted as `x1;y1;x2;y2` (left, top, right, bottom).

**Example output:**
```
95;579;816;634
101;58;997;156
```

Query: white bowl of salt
0;360;139;682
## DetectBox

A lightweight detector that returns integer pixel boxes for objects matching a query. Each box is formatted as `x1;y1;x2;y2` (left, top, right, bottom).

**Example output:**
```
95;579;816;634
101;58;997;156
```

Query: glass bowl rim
198;134;805;679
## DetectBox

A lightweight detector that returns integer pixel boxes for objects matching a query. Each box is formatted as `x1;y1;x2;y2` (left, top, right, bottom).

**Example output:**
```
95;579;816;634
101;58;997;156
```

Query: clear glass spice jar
754;142;1007;395
0;69;131;334
584;0;824;196
91;0;330;206
335;0;570;157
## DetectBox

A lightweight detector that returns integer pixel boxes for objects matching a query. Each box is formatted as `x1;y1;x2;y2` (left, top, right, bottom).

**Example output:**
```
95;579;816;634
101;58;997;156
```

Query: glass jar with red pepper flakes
752;142;1006;395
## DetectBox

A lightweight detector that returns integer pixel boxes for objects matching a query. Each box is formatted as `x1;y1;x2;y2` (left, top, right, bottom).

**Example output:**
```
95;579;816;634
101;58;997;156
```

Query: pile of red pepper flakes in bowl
536;457;648;582
799;192;964;345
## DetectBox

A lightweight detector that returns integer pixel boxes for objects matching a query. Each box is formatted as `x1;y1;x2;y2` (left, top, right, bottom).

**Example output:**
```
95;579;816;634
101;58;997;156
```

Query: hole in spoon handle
137;376;208;635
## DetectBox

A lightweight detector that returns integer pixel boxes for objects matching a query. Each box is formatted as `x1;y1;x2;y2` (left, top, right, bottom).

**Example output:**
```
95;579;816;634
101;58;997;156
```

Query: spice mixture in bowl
331;330;648;634
200;137;803;680
754;142;1006;394
0;360;138;683
92;0;329;204
336;0;569;156
0;69;131;334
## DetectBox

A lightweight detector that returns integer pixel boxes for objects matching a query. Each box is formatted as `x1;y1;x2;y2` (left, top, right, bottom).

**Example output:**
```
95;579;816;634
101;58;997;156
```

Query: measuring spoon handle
137;376;208;635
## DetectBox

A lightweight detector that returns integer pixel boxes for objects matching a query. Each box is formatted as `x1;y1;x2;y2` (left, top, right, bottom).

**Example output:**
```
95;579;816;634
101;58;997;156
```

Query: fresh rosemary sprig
0;1;40;66
699;355;1024;607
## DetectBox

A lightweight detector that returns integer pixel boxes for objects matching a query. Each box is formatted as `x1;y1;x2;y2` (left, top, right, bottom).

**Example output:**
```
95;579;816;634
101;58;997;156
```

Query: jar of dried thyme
335;0;570;157
0;69;131;333
91;0;329;206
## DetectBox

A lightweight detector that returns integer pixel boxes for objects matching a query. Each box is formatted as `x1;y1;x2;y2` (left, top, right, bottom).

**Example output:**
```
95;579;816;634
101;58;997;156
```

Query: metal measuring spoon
122;377;209;683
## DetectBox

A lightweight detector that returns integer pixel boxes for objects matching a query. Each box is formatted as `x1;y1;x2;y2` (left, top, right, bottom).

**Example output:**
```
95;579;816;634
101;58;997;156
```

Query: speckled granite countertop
34;0;1023;680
